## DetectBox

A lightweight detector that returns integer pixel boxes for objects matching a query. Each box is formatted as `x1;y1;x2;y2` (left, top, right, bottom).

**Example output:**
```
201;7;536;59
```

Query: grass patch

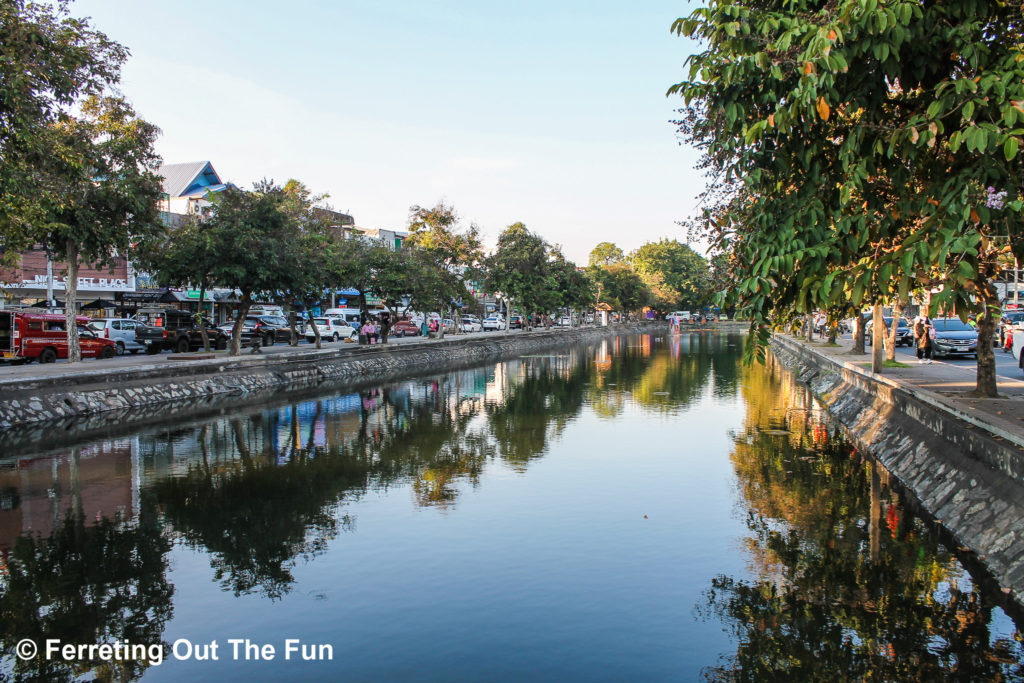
856;360;912;369
822;342;842;347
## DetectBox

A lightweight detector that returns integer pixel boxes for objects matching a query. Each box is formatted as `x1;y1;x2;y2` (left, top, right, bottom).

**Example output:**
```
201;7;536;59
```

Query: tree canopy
671;0;1024;392
631;239;710;312
588;241;625;267
0;0;128;258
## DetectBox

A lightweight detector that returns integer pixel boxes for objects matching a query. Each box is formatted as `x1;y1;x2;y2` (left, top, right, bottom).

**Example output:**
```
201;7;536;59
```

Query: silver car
86;318;147;355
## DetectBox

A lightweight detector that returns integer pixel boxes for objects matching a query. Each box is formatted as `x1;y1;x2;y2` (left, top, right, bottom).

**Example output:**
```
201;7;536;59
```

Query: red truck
0;311;117;364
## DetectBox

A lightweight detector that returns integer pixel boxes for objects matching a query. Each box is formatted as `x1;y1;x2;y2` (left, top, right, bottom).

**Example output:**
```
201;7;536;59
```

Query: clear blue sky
73;0;703;263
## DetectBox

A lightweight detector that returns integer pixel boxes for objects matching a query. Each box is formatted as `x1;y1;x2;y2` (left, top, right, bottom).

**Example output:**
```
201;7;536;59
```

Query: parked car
461;316;482;333
670;311;691;322
392;319;421;337
483;315;506;331
557;315;572;327
930;318;979;358
305;316;357;343
865;317;913;347
86;318;147;355
135;309;229;354
0;311;116;363
442;318;458;333
508;315;524;329
248;315;292;345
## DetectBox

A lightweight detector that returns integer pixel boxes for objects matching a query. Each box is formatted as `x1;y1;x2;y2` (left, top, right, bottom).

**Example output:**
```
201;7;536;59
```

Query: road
877;338;1023;382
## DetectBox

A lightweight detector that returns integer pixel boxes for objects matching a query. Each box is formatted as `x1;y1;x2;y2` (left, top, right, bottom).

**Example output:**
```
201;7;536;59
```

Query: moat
1;332;1021;681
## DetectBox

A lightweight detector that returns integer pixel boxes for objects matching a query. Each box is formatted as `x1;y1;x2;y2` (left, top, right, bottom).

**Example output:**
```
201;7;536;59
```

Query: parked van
86;318;147;355
323;307;364;326
0;311;116;363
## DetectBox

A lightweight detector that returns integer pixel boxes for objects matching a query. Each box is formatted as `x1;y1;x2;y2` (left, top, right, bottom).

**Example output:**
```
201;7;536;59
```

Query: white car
557;316;572;327
1011;323;1024;367
670;310;691;322
305;316;357;343
86;318;146;355
483;315;506;331
461;317;482;333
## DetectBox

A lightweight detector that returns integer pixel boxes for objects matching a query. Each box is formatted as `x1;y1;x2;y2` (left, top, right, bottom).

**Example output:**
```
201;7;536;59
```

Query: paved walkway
784;333;1024;449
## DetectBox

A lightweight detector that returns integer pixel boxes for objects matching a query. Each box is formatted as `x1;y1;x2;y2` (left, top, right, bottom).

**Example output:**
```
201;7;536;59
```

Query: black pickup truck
135;309;229;354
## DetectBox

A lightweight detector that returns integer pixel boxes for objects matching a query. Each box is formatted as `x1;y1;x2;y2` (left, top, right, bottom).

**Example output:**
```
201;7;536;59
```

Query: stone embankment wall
0;324;657;450
771;335;1024;605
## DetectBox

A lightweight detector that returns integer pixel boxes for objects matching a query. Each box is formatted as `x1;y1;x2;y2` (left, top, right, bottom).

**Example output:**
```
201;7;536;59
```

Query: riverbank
770;334;1024;605
0;323;661;448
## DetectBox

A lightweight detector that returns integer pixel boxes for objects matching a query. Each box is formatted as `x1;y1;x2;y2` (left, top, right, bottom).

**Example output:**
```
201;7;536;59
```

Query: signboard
2;274;135;292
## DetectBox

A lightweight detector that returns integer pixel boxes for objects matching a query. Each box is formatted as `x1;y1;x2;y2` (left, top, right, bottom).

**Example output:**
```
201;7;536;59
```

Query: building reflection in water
2;333;1015;681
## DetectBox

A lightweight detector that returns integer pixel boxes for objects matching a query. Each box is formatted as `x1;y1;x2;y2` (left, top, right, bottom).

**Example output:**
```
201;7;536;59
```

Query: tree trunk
871;303;885;373
309;310;322;349
972;288;1000;397
230;292;252;356
850;311;867;355
378;307;389;344
198;282;210;352
827;311;838;344
885;300;903;362
287;296;299;347
805;313;814;342
64;242;81;363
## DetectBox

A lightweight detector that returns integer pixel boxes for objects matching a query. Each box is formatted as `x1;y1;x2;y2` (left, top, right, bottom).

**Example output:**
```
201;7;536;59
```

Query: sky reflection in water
0;332;1020;682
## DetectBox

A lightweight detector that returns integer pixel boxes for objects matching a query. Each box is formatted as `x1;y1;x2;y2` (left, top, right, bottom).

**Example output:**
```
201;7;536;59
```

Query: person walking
913;316;933;364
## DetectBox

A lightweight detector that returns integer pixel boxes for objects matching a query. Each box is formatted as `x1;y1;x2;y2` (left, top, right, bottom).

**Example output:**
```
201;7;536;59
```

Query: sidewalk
781;333;1024;450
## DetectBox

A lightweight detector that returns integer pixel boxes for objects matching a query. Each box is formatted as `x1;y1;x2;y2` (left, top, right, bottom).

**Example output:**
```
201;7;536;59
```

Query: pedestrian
913;316;933;364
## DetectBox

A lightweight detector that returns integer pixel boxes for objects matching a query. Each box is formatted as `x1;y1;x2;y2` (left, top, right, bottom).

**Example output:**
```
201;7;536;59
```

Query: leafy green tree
204;181;301;355
671;0;1024;394
631;239;710;313
588;263;651;315
405;202;484;335
137;215;219;350
547;248;594;324
32;95;162;362
277;180;334;346
404;246;468;337
588;241;625;267
485;223;551;331
0;0;127;259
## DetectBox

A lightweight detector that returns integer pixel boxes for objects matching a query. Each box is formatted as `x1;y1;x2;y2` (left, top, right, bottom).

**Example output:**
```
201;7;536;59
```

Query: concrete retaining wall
771;335;1024;604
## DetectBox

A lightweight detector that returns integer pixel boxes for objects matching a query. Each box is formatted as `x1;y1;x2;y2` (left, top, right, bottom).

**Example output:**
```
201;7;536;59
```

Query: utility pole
46;253;54;309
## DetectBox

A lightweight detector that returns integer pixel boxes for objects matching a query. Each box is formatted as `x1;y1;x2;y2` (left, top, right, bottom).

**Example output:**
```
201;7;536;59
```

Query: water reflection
0;332;1019;681
702;357;1024;681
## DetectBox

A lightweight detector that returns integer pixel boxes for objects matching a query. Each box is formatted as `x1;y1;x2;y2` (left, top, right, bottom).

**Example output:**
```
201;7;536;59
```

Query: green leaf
1005;136;1020;161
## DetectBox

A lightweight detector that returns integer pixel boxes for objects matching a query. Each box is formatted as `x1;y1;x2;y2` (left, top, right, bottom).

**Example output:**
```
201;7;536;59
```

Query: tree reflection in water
701;358;1024;681
0;485;172;682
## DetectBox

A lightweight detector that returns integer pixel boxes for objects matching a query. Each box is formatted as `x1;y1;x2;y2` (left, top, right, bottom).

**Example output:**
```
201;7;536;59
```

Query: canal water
1;332;1021;681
